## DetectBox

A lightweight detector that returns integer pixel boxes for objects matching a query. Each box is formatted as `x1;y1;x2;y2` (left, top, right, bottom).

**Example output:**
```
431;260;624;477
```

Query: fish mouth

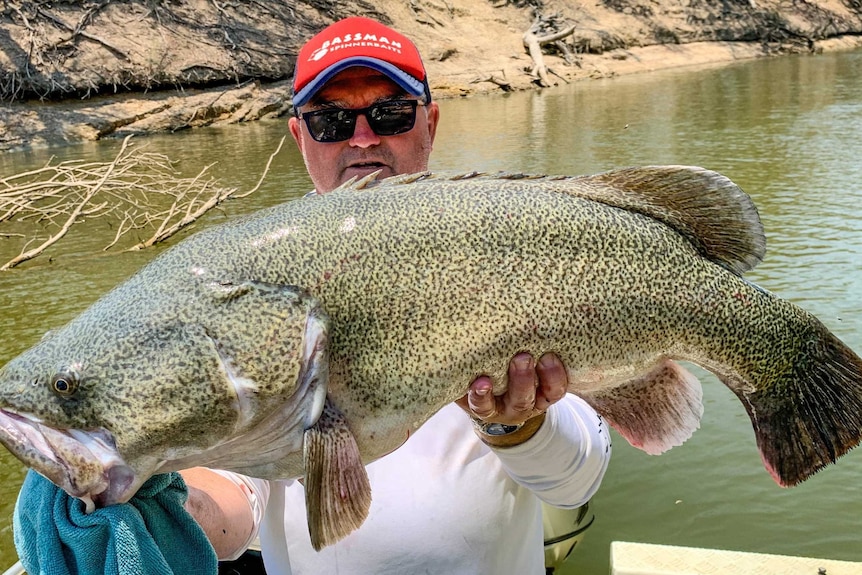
0;408;139;510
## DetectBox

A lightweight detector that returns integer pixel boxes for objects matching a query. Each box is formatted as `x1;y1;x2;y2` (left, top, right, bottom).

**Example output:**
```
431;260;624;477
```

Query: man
182;16;611;574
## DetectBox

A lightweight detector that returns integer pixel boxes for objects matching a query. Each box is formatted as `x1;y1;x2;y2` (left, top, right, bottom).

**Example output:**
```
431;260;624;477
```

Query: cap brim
293;56;427;107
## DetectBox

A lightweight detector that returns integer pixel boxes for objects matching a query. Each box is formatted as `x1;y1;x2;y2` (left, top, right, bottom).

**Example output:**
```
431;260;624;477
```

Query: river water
1;49;861;572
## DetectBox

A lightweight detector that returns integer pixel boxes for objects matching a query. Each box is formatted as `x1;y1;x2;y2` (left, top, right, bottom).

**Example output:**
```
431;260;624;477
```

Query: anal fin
303;396;371;551
580;358;704;455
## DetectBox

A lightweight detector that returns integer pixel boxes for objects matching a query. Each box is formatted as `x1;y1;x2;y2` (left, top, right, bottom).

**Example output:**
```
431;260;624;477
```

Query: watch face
471;417;524;436
485;423;521;436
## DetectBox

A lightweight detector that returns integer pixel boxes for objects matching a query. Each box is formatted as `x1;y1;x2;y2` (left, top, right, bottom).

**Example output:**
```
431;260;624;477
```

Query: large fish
2;167;862;550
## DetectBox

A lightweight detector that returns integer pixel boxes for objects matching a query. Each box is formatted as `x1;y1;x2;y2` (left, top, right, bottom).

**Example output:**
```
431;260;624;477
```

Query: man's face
289;67;439;194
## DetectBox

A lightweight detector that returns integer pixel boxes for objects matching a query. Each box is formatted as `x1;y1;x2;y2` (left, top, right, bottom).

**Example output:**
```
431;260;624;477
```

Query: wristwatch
472;419;524;436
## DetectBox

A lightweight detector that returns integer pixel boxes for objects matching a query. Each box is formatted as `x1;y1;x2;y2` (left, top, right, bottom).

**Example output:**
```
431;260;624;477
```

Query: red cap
292;17;430;107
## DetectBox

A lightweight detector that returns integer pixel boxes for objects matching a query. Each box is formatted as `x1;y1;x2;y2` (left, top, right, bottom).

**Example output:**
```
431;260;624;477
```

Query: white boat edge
611;541;862;574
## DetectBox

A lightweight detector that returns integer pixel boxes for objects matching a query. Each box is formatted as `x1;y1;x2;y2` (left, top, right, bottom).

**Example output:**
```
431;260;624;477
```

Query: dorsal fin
337;166;765;275
569;165;766;274
335;170;434;192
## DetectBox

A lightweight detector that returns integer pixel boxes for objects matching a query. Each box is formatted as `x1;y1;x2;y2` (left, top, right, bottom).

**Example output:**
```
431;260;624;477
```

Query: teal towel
14;470;218;575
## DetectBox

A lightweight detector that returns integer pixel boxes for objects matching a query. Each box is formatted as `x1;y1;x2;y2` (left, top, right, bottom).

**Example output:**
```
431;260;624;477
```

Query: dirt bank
1;0;861;151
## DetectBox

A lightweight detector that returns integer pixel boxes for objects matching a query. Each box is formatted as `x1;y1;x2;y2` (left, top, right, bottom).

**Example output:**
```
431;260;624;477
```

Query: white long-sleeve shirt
221;394;610;575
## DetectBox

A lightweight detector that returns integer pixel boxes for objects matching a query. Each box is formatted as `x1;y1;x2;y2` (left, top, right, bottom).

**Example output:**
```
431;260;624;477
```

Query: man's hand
455;352;569;446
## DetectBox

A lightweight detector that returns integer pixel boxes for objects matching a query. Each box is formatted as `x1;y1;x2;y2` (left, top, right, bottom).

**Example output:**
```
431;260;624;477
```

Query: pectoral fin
303;397;371;551
579;358;704;455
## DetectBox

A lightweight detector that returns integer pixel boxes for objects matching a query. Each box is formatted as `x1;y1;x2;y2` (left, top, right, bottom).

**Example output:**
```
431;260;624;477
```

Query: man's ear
425;102;440;145
288;116;304;152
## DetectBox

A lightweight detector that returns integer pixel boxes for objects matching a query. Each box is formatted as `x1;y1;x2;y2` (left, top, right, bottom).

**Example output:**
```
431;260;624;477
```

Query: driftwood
471;71;512;91
0;134;285;270
522;12;576;87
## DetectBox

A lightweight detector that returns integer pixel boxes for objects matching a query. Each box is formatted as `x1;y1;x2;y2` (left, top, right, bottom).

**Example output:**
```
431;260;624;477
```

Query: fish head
0;280;330;509
0;317;242;508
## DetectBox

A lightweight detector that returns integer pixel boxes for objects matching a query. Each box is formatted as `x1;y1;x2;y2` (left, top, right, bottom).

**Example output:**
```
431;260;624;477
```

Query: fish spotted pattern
2;166;862;549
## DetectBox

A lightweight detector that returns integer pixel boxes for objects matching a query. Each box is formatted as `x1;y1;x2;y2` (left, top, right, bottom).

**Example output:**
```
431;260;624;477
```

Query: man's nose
349;113;381;148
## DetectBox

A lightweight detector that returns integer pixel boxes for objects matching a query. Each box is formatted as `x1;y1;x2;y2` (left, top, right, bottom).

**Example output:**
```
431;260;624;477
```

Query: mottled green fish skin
2;166;862;499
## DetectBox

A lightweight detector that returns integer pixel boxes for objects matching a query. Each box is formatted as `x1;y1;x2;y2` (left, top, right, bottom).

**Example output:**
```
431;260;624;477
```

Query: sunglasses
299;99;422;143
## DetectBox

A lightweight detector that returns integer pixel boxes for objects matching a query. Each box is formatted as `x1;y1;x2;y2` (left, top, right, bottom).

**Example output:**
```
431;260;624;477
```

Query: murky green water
1;49;861;572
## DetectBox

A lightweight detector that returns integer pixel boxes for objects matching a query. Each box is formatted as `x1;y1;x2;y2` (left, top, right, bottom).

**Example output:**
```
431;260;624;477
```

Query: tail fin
732;321;862;487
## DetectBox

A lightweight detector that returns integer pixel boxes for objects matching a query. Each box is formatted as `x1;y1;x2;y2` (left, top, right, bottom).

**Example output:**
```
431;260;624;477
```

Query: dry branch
471;72;512;91
522;12;576;87
0;135;282;270
234;135;286;199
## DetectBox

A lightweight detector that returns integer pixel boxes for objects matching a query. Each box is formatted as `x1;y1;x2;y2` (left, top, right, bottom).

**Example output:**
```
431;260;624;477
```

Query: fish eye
51;372;79;397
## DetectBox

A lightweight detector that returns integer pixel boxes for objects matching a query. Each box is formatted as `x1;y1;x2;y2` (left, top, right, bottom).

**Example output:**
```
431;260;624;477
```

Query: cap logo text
309;32;404;62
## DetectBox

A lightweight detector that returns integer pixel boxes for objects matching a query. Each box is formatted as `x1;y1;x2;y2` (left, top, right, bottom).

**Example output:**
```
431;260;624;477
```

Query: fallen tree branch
0;134;283;270
471;72;512;91
1;136;130;270
234;135;286;199
126;162;226;250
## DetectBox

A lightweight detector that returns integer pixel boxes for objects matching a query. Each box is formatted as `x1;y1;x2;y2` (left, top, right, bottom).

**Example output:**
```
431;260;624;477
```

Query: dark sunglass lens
303;101;419;142
367;101;418;136
305;109;357;142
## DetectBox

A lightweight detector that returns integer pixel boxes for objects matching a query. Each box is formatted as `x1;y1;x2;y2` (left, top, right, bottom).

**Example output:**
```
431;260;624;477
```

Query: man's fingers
504;353;538;416
534;352;568;412
456;352;568;425
464;376;498;419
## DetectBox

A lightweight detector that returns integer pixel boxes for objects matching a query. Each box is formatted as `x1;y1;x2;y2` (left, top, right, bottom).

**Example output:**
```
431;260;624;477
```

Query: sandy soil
0;0;860;151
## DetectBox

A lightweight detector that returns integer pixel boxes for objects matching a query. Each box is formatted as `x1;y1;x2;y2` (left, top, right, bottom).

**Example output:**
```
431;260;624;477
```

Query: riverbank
1;0;861;151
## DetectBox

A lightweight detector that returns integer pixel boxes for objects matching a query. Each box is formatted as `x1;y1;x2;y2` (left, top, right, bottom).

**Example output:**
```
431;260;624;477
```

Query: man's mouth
347;161;386;171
